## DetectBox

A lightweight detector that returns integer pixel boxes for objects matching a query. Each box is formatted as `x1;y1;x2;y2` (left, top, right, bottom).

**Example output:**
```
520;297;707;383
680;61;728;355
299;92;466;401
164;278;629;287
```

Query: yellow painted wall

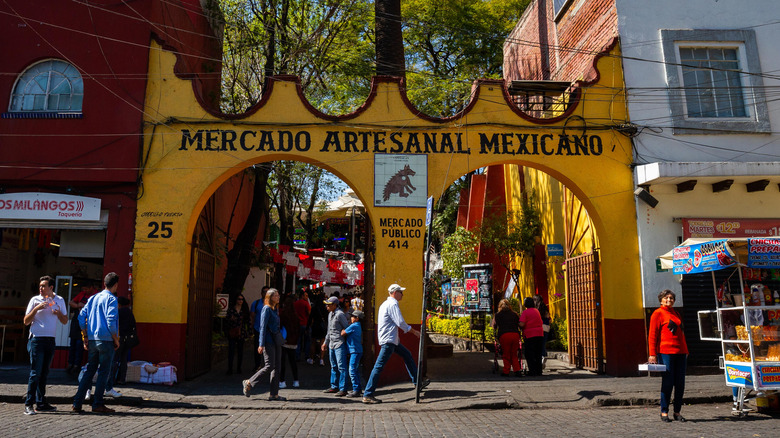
504;165;600;319
134;41;640;330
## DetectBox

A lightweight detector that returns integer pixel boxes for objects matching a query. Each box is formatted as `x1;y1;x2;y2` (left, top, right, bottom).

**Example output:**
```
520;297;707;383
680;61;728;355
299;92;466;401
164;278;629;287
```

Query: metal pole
416;197;434;403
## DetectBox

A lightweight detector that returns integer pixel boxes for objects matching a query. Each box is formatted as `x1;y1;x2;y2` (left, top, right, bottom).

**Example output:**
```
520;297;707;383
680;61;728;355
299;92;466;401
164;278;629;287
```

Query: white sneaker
104;388;122;398
85;389;91;401
542;357;547;370
293;381;300;388
306;358;314;365
279;381;287;389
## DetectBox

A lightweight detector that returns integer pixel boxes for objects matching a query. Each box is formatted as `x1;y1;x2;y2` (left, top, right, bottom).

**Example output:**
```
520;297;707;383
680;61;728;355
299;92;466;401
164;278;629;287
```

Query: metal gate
185;247;215;379
565;251;604;373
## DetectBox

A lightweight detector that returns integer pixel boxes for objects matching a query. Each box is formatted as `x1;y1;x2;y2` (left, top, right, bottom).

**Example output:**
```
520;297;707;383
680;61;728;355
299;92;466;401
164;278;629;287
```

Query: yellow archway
134;40;642;375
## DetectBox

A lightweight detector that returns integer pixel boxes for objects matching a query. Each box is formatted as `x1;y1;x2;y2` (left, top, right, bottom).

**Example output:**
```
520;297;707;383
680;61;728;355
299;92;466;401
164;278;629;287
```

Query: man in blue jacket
72;272;120;414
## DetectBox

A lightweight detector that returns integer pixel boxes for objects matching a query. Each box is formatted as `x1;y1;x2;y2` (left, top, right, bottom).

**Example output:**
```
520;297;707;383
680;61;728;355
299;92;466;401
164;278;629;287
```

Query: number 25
148;221;173;238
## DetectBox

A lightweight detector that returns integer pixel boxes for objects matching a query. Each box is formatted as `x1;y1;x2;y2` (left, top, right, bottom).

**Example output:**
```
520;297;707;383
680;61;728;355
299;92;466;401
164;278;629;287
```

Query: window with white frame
9;59;83;113
661;29;769;134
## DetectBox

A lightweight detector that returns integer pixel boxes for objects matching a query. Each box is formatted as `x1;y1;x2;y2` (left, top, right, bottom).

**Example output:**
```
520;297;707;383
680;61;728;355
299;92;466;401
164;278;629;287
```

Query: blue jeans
74;340;115;408
659;353;687;414
26;336;55;407
364;342;417;397
329;344;348;391
348;351;363;392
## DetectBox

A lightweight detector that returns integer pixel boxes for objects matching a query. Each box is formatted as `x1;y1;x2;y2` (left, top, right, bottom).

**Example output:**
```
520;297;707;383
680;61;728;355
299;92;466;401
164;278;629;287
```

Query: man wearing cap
321;295;349;396
341;309;364;397
362;284;428;404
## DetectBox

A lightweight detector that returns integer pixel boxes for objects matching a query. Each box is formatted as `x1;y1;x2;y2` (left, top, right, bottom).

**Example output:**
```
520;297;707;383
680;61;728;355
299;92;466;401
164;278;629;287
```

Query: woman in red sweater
648;289;689;423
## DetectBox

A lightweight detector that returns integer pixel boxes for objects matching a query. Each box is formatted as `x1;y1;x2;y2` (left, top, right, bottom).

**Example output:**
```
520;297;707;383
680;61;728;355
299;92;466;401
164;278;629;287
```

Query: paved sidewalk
0;351;732;412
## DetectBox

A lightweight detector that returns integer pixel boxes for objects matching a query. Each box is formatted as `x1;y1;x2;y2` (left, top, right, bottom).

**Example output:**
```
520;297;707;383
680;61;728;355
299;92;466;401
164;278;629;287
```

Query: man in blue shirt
72;272;120;414
341;309;364;397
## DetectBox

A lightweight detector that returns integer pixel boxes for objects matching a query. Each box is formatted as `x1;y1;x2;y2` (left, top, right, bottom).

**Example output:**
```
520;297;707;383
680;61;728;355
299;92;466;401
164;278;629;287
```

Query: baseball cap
324;296;339;305
388;284;406;293
351;310;364;319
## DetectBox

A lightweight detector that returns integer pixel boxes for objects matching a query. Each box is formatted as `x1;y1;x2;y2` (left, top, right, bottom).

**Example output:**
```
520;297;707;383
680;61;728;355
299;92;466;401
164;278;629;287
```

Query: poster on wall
450;279;467;317
440;281;451;308
463;263;493;313
373;154;427;207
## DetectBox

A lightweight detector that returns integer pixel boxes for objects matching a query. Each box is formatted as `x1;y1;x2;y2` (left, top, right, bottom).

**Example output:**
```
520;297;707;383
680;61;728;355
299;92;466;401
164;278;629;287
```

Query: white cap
388;284;406;293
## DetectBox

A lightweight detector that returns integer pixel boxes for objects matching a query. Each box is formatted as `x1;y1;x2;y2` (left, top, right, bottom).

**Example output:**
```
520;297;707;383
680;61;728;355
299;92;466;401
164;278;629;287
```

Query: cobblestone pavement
2;402;777;437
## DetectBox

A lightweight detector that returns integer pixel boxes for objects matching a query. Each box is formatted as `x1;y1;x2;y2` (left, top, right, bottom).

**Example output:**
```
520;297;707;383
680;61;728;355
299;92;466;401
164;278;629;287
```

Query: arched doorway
131;41;644;377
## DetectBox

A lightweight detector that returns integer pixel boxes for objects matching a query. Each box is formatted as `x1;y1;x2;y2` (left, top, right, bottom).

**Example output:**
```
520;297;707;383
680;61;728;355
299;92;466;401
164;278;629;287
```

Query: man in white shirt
362;284;428;404
23;275;68;415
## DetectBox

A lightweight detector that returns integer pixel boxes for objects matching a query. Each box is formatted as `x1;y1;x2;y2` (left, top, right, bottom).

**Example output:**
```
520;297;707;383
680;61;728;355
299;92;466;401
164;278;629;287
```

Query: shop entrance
0;227;105;364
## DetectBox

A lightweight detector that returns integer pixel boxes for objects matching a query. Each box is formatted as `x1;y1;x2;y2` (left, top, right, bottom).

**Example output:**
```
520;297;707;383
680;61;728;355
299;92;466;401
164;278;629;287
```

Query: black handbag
123;327;140;348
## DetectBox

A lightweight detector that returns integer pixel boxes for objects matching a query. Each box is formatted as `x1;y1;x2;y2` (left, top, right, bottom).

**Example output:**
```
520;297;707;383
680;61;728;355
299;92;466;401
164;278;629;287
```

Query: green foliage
441;227;479;278
547;316;568;351
402;0;531;117
220;0;374;115
431;176;468;249
477;193;541;278
427;315;494;343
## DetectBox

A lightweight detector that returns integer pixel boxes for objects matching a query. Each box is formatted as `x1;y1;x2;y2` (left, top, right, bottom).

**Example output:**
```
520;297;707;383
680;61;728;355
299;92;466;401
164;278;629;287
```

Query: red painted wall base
604;318;647;376
135;322;187;373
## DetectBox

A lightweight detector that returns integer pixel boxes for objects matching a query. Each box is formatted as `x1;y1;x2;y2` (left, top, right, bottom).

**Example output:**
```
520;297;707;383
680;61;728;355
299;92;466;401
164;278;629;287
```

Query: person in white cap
362;284;429;404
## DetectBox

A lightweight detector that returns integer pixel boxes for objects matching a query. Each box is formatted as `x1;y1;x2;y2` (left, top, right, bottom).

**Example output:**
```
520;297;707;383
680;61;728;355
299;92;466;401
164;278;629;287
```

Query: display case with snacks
660;237;780;417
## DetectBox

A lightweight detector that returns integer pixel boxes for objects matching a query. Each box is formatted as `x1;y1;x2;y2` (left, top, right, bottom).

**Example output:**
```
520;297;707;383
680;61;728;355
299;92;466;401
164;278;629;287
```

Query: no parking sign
216;294;229;317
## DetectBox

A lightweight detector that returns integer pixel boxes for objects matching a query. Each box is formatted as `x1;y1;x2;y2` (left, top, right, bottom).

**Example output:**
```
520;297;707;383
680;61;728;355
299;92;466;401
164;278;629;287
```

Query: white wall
616;0;780;163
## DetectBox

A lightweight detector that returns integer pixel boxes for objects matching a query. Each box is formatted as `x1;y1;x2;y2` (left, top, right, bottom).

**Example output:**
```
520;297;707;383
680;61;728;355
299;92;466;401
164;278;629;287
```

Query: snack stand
661;237;780;417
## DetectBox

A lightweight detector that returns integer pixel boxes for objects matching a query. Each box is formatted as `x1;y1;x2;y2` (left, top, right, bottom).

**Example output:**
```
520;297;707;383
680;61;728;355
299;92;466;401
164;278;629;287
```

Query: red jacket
648;306;688;356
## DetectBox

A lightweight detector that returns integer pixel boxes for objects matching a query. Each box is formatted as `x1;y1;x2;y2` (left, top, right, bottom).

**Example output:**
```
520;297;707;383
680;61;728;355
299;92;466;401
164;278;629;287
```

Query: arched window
9;60;83;113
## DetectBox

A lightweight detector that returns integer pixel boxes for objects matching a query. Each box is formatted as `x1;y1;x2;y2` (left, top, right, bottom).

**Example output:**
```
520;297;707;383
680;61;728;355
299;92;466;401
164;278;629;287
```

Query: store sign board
757;364;780;387
547;244;564;257
672;239;736;274
747;238;780;268
683;218;780;239
0;193;101;221
725;363;754;386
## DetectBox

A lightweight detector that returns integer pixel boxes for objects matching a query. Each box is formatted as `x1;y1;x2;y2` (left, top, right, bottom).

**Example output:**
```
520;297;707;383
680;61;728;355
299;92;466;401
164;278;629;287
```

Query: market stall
660;237;780;416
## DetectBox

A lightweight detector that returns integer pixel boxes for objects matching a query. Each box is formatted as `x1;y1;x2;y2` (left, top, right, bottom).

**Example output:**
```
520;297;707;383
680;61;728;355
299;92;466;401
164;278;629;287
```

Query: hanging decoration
269;246;363;286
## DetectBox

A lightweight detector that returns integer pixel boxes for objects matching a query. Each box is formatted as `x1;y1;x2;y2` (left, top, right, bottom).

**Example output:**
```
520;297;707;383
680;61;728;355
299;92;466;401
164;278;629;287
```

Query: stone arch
133;40;644;375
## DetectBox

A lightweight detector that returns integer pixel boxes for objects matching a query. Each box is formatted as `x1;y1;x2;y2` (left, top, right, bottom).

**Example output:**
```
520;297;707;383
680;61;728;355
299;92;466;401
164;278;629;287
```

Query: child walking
341;310;364;397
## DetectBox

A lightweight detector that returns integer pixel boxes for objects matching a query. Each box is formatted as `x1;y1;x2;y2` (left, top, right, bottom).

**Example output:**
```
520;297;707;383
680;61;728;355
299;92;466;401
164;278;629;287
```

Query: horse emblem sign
374;154;427;207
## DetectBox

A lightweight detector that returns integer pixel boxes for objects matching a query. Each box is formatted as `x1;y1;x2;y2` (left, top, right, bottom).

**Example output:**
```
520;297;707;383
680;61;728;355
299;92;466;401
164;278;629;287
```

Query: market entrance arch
131;41;644;376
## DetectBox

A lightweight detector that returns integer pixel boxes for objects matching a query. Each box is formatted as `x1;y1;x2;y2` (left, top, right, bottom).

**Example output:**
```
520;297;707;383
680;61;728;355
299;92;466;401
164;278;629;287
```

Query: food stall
660;237;780;416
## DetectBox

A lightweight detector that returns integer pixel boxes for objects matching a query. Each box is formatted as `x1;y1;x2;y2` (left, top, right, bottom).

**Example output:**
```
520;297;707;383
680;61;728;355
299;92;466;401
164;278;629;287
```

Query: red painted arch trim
150;34;620;126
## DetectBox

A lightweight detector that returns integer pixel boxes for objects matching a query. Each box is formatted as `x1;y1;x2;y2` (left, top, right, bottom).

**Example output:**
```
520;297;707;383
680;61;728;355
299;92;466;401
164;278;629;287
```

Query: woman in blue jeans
647;290;689;422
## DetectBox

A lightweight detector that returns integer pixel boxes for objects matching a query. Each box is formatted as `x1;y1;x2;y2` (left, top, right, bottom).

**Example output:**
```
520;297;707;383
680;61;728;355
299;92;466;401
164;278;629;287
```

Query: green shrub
427;315;494;343
547;316;568;351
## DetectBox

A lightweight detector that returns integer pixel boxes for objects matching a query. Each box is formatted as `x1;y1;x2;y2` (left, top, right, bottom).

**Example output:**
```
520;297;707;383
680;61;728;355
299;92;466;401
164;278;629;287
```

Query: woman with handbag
648;289;689;423
226;294;250;375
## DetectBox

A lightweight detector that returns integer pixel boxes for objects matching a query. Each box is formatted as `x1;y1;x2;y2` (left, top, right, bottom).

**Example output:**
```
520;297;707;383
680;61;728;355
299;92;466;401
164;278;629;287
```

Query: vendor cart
660;237;780;417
